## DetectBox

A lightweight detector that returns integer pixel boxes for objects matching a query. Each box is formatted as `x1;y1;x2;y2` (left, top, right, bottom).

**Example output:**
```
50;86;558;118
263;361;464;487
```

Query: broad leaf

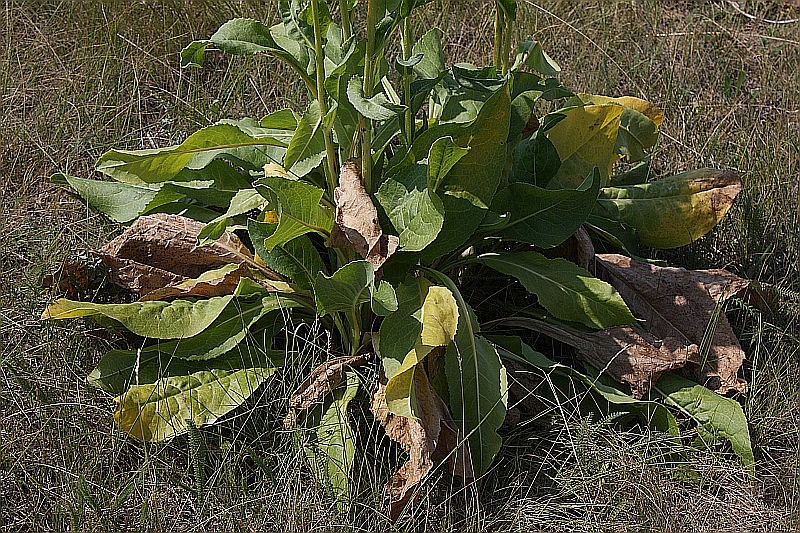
96;123;286;185
314;260;398;317
284;101;326;177
248;219;325;291
427;137;470;192
346;76;406;121
255;176;333;250
491;170;599;248
197;189;265;245
115;367;275;441
510;40;560;75
375;164;445;252
477;251;635;329
654;373;754;477
509;128;561;186
427;270;507;476
594;169;742;249
545;104;623;187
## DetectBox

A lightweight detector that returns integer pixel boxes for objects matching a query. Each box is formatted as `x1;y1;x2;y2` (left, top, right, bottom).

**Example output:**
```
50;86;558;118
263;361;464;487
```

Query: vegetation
3;0;799;530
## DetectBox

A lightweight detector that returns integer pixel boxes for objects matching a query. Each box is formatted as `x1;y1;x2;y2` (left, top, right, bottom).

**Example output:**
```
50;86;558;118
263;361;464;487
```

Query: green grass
2;0;799;530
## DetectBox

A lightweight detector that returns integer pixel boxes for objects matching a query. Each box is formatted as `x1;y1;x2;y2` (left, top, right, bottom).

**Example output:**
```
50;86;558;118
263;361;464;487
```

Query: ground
1;0;799;530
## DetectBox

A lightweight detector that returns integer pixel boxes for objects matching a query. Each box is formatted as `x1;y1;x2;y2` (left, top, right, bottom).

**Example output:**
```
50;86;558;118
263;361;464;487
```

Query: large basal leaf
491;170;599;248
248;219;325;291
303;371;360;505
115;367;276;441
314;260;398;317
283;101;326;178
381;283;459;419
427;270;507;476
654;373;754;477
55;175;163;224
254;175;334;250
594;169;742;249
43;293;234;339
375;164;445;252
88;336;281;395
96;123;286;185
574;94;663;162
477;251;635;329
509;125;561;186
545;104;623;188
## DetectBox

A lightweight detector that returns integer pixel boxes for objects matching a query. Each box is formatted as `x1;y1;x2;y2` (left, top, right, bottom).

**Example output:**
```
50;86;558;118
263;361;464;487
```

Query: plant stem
493;5;504;71
361;0;379;193
310;0;339;192
502;10;513;76
401;17;414;146
339;0;352;41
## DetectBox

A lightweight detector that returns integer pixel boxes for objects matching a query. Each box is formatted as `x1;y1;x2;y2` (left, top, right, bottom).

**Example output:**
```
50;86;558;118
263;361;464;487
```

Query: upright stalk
311;0;339;191
360;0;379;193
493;6;504;71
502;13;513;76
401;17;414;146
339;0;352;41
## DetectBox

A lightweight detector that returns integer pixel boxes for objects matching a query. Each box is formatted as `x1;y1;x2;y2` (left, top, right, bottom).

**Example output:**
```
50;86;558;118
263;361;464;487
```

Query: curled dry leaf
138;264;250;302
330;159;399;271
502;317;699;398
99;213;254;294
595;254;748;394
283;354;368;428
372;369;471;521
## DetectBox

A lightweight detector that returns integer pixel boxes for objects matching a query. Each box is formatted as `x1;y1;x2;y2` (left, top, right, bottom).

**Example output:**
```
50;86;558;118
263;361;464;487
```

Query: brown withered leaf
372;369;471;521
99;213;253;294
500;317;699;399
595;254;748;394
42;261;91;298
283;354;368;428
330;159;399;271
691;268;778;313
138;264;250;302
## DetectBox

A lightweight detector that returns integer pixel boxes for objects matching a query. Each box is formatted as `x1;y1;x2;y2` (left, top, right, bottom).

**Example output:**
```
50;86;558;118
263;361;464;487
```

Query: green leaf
491;170;599;247
88;338;282;395
96;123;286;185
115;367;276;441
509;128;560;186
303;371;360;505
346;76;406;121
477;251;636;329
314;260;397;317
496;0;517;20
284;101;326;178
260;108;299;130
427;271;506;476
248;219;325;291
545;104;623;188
254;176;333;250
594;169;742;249
375;164;445;252
377;278;431;379
412;29;445;80
654;373;754;477
422;86;512;257
510;40;560;75
197;189;265;245
54;174;161;223
43;294;235;340
427;137;470;192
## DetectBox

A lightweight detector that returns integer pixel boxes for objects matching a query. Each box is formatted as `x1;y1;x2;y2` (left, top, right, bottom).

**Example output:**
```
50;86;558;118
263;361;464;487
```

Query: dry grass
1;0;799;530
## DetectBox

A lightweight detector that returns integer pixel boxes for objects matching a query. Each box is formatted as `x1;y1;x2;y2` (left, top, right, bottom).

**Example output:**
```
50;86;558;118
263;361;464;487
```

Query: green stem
401;17;414;146
361;0;379;193
502;10;513;76
349;309;362;356
311;0;339;193
339;0;352;41
493;6;504;71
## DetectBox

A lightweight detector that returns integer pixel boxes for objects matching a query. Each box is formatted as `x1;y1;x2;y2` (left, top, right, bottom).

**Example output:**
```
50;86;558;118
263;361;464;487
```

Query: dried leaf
330;159;399;270
42;261;94;298
595;254;748;394
99;213;253;294
372;369;471;521
503;317;699;398
139;264;250;302
284;354;368;428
